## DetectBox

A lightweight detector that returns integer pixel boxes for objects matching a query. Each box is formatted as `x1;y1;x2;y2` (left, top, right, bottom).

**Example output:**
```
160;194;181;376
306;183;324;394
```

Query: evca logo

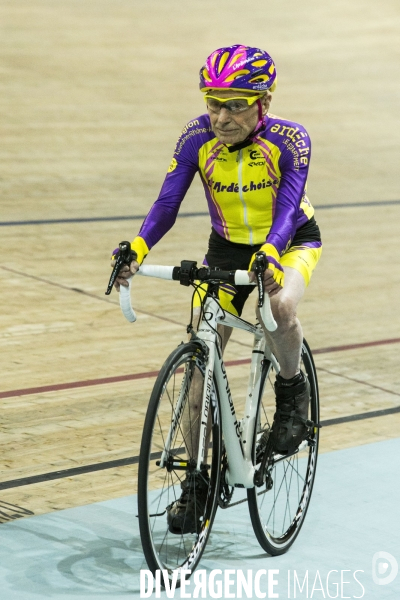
168;158;178;173
249;150;263;160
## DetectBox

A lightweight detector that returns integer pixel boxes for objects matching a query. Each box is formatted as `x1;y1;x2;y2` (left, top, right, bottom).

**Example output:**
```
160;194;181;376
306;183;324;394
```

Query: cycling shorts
193;222;322;317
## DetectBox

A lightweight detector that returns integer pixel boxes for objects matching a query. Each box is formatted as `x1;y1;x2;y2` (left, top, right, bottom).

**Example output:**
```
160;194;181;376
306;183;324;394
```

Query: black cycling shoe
272;371;311;455
167;471;210;535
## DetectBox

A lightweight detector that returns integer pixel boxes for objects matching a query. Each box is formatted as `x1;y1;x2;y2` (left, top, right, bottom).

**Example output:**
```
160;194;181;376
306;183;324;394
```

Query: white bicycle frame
120;264;280;489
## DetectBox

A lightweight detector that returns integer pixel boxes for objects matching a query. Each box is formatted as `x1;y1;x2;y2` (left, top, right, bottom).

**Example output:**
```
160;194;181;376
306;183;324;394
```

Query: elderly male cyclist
114;44;322;534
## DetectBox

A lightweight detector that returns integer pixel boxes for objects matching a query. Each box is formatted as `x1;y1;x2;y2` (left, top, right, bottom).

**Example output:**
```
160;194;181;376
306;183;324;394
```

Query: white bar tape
138;264;175;279
260;301;278;332
234;270;277;332
234;270;252;285
119;278;137;323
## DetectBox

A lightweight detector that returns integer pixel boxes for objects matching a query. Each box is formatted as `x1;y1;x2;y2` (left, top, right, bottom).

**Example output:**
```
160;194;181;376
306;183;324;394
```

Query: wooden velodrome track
1;0;399;522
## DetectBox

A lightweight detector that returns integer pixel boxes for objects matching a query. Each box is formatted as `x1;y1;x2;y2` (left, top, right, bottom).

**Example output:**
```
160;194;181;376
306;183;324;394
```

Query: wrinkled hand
110;260;140;291
248;267;282;297
249;244;284;297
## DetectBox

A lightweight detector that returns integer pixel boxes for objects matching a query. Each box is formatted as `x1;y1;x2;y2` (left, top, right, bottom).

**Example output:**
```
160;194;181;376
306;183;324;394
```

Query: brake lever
105;240;133;295
252;252;268;308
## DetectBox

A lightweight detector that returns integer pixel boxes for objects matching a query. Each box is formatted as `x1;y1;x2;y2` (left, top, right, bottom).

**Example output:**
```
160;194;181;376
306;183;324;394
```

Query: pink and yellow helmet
199;44;277;93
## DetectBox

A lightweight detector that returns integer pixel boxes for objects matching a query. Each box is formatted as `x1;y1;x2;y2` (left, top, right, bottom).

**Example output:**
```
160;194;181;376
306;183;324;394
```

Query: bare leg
256;267;311;453
256;267;305;379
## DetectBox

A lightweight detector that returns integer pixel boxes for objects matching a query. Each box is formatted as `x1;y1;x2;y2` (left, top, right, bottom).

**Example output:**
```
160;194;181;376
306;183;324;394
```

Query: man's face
206;89;271;145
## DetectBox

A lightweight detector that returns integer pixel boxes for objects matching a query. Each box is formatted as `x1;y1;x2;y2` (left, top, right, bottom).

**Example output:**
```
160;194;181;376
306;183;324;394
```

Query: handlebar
118;262;278;332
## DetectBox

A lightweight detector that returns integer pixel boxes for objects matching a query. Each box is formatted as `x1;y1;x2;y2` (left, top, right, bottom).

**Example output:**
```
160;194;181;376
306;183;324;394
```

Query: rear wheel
247;339;319;555
138;342;221;584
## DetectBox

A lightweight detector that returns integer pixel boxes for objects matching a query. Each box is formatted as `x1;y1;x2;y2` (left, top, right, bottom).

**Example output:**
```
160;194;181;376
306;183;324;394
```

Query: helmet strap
253;98;265;135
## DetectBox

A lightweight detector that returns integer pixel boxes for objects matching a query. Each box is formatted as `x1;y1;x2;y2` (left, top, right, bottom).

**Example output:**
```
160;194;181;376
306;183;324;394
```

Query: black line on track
1;405;399;491
0;457;139;491
1;200;400;227
0;213;209;227
321;404;400;426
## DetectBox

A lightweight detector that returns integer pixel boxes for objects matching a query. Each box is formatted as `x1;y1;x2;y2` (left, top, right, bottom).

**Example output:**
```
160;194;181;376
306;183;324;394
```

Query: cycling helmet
199;44;277;93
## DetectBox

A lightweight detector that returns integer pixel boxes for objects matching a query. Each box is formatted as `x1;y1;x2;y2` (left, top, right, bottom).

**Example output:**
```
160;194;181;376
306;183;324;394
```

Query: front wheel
247;338;320;555
138;342;221;584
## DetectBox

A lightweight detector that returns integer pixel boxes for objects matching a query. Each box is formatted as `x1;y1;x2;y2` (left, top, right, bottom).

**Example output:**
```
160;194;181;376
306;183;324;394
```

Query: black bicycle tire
247;338;320;555
138;341;222;583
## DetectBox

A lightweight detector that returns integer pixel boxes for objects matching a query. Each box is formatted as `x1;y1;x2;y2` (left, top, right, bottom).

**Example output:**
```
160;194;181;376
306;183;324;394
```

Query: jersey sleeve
135;122;201;251
266;125;311;255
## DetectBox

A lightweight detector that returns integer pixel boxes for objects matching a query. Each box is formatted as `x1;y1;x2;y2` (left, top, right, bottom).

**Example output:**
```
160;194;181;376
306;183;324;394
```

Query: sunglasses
204;93;264;114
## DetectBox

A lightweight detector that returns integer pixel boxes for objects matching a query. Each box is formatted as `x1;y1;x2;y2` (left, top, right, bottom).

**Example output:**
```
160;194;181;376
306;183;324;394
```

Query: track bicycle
107;243;320;586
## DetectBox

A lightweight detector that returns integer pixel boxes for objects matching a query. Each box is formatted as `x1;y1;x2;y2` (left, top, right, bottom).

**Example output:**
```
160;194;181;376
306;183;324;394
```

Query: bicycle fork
158;337;217;475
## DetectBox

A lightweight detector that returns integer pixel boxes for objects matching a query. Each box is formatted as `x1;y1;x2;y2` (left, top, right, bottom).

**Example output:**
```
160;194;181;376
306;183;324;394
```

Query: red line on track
0;371;160;399
312;337;400;354
1;338;400;400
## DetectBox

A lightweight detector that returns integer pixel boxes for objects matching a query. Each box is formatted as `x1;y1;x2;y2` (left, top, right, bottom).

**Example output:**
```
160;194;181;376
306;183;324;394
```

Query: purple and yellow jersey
132;113;314;263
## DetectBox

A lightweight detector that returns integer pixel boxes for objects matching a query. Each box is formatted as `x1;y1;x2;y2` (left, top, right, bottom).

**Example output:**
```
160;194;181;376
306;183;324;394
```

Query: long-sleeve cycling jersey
132;112;315;263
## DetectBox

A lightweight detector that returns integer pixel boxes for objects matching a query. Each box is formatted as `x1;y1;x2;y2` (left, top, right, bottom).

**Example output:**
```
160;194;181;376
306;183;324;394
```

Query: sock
276;371;304;387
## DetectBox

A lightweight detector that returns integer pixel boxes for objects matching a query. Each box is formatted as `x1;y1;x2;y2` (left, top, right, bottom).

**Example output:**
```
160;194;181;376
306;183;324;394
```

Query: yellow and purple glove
111;236;149;266
250;243;285;287
130;236;149;265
